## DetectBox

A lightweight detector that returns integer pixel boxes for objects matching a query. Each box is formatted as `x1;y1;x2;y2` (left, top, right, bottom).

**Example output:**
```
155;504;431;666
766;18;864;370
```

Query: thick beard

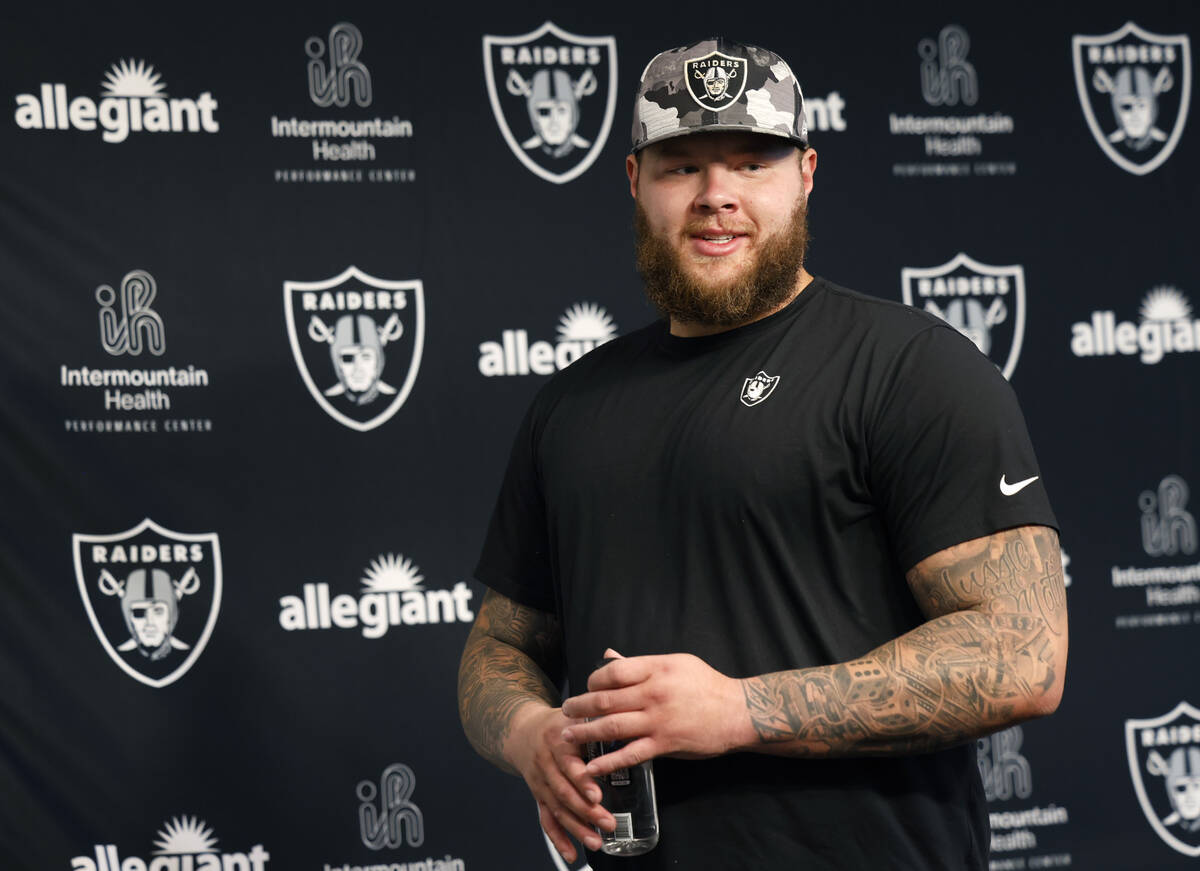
635;197;809;328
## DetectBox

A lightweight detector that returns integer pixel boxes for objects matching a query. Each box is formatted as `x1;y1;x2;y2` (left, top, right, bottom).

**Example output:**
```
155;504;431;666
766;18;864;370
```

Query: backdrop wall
2;2;1197;869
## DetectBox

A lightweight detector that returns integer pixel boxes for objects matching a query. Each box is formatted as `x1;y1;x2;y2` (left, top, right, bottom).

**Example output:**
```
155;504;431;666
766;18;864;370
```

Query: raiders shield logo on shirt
1072;22;1192;175
740;371;780;406
1125;701;1200;856
73;518;222;688
483;21;618;184
283;266;425;432
901;252;1026;381
684;50;749;111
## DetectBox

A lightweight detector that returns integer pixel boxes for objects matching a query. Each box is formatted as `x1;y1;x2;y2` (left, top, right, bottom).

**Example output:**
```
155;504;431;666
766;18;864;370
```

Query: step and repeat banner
1;2;1197;869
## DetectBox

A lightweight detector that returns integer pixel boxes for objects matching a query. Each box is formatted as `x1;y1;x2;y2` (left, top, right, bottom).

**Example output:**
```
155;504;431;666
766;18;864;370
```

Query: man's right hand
507;703;615;862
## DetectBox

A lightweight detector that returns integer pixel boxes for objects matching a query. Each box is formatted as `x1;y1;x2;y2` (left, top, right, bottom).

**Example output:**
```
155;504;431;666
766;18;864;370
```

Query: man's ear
626;153;639;198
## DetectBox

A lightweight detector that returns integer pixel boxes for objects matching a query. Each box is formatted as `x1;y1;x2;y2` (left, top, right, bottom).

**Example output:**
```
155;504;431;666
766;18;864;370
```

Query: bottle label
611;812;634;841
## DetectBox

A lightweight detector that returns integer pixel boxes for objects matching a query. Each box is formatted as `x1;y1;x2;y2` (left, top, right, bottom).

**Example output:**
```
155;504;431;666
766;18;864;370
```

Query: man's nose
693;166;738;212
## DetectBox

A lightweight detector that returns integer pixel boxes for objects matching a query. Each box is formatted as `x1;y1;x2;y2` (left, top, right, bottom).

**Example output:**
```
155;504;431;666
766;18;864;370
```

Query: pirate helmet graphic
1155;746;1200;831
527;69;582;152
939;298;1008;356
702;66;734;99
120;569;179;660
330;314;386;404
1104;66;1172;149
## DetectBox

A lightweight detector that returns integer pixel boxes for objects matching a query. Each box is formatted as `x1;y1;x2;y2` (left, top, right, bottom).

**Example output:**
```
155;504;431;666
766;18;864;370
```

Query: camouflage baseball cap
631;38;808;152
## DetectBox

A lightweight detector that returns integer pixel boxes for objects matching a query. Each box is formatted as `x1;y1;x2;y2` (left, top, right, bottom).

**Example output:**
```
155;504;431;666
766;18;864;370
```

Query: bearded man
458;38;1067;870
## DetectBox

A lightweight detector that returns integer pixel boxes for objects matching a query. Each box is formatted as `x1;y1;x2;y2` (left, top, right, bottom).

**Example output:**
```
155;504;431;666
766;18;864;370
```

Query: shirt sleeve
473;400;557;612
867;324;1058;572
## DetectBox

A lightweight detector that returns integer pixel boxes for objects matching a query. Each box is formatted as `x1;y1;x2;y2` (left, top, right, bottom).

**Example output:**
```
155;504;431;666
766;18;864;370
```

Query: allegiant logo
14;59;218;143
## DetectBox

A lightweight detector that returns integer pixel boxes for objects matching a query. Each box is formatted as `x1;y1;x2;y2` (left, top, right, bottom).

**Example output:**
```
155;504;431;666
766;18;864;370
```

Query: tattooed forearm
457;589;564;772
741;526;1068;757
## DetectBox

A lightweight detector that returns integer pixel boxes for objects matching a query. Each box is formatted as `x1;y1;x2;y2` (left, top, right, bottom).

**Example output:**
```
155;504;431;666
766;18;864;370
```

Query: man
458;37;1067;870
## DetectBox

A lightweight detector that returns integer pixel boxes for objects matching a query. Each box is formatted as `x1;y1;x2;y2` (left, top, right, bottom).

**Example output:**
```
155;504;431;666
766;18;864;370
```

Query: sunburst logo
1140;286;1193;322
153;816;218;854
101;59;167;97
361;553;425;592
557;302;617;342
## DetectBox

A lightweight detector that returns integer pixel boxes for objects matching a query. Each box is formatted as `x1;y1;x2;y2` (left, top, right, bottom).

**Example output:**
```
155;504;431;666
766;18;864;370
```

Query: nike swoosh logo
1000;475;1039;496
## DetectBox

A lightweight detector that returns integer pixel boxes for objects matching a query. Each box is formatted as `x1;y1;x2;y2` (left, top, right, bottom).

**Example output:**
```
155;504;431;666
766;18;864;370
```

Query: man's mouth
689;231;748;256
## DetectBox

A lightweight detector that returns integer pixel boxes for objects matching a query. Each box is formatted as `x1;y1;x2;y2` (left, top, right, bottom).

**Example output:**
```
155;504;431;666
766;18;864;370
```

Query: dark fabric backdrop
2;2;1197;869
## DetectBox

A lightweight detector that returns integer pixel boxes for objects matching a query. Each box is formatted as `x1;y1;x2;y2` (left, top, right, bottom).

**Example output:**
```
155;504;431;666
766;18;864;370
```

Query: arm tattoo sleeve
741;526;1067;756
457;589;564;771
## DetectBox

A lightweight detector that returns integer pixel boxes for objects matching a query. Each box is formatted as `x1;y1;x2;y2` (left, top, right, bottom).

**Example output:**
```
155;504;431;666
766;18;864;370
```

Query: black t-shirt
475;278;1058;870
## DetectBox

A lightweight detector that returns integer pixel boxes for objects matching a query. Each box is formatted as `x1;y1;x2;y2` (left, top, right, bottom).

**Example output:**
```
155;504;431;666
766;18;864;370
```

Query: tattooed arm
739;524;1067;755
457;588;564;771
458;589;612;861
562;525;1067;771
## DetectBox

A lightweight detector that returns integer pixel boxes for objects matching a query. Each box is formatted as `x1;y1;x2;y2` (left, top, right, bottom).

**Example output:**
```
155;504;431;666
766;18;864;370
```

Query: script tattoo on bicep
741;526;1067;756
457;589;564;770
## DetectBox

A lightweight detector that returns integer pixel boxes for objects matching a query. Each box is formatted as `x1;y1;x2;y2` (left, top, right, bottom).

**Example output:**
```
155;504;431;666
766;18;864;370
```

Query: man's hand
506;702;615;862
560;650;750;777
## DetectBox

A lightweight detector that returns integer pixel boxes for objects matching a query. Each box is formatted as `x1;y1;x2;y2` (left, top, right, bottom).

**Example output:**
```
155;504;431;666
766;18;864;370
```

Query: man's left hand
559;649;750;777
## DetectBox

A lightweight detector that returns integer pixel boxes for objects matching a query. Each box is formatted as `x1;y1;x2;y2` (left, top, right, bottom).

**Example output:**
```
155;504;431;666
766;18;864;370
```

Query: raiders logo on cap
685;50;749;111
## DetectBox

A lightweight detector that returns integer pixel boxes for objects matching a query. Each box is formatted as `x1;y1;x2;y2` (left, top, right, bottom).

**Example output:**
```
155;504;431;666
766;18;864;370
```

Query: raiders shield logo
1072;22;1192;175
483;21;617;184
1125;701;1200;856
73;518;222;688
901;252;1026;380
284;266;425;432
741;371;780;406
685;50;749;112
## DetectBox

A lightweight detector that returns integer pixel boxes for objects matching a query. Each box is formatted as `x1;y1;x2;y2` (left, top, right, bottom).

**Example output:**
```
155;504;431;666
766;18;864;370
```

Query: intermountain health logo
484;21;617;184
478;303;617;376
977;726;1073;863
14;59;218;143
284;266;424;431
73;519;221;688
1112;475;1200;629
1071;285;1199;364
901;252;1026;379
61;269;213;434
278;554;474;637
318;762;467;870
1125;701;1200;856
889;24;1017;177
1073;22;1192;175
272;22;415;184
69;815;269;870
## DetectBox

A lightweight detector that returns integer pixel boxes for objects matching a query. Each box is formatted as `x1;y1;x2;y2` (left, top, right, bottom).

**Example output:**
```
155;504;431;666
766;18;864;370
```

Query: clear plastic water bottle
584;658;660;856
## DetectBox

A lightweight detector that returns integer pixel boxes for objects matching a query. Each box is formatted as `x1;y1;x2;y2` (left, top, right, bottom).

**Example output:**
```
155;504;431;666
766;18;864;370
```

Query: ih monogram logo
1140;475;1198;558
306;22;372;108
358;763;425;850
96;269;165;356
919;25;979;107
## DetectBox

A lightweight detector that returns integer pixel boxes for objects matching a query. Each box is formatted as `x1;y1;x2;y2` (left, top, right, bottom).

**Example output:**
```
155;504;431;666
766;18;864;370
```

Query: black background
2;2;1197;868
